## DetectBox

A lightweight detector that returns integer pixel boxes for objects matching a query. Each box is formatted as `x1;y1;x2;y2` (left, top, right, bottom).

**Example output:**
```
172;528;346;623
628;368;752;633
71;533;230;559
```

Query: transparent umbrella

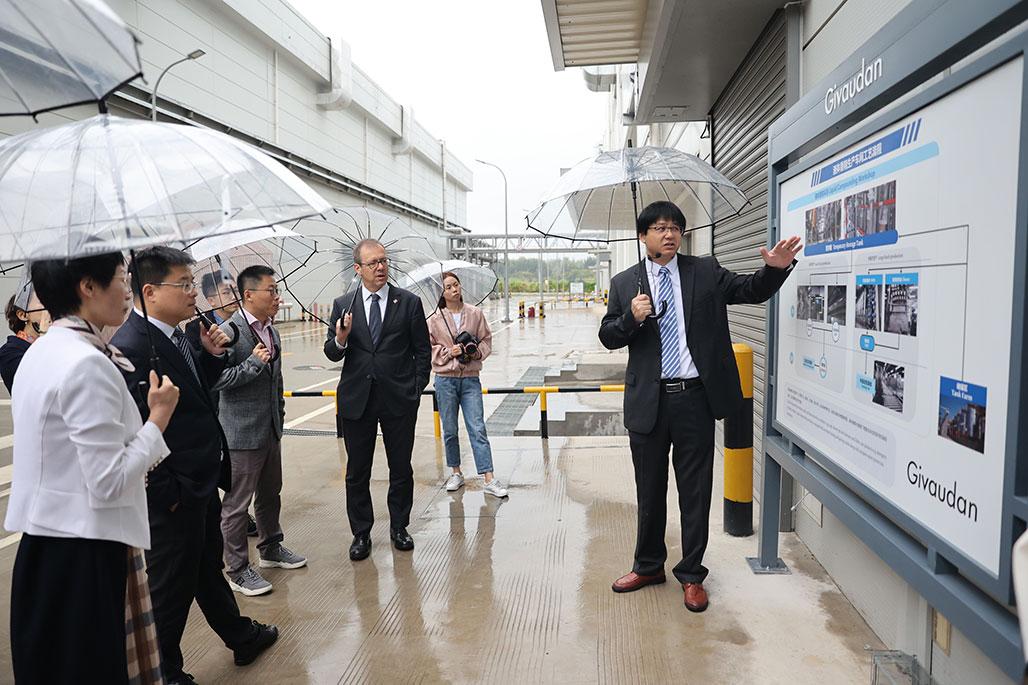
525;144;747;318
396;258;498;316
281;206;439;324
526;145;747;243
0;114;330;261
188;226;318;354
0;0;142;117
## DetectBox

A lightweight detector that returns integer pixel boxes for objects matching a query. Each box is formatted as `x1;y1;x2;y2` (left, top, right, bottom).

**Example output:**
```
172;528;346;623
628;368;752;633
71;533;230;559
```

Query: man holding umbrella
599;200;801;612
113;246;278;683
324;238;431;561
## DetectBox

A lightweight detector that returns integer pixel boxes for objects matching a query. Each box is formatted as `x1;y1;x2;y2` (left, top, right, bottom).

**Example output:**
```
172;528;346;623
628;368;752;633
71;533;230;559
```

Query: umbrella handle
195;308;240;346
649;300;669;320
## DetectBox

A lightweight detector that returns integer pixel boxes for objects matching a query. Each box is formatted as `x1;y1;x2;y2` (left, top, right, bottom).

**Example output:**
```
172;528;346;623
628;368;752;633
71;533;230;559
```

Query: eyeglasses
247;287;280;297
648;224;683;235
359;258;389;268
157;281;197;294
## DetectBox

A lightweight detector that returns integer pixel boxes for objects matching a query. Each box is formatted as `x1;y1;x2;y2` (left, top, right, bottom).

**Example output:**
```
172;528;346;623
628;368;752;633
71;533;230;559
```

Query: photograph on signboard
796;285;826;321
938;377;987;453
827;285;847;325
844;180;897;238
872;360;904;413
804;199;842;245
885;283;919;335
855;283;882;331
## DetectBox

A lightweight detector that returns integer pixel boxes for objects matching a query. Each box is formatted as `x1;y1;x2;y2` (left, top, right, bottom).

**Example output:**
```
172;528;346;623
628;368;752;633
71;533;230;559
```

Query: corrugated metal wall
709;11;787;505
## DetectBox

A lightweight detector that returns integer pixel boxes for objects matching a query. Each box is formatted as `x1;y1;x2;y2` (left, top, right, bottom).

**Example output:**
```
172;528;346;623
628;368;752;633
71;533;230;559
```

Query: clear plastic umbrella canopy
397;259;498;316
0;114;330;261
282;206;440;324
188;225;317;317
526;146;748;242
0;0;142;117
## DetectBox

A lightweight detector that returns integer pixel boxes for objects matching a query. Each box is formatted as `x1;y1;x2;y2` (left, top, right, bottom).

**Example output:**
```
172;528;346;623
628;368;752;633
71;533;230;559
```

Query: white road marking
284;403;336;429
295;378;336;392
0;532;21;550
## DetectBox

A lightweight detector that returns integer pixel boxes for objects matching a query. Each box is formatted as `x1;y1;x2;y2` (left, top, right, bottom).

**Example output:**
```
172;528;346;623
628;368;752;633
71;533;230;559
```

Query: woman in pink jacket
428;272;508;498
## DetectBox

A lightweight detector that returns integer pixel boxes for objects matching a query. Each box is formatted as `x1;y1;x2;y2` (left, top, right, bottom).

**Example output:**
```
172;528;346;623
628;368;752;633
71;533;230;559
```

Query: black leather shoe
349;533;371;561
390;527;414;551
233;620;279;666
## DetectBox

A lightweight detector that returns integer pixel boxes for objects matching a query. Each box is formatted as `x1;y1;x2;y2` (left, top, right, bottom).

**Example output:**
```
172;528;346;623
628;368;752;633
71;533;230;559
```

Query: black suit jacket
111;311;232;511
323;284;431;420
599;254;793;433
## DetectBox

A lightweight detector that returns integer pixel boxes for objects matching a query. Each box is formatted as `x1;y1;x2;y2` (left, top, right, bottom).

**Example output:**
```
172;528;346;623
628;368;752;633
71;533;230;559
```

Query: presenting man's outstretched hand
760;236;803;269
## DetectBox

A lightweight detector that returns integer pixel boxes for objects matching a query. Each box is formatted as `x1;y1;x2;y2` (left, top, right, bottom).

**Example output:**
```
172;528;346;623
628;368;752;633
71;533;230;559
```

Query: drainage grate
283;428;337;437
485;366;548;436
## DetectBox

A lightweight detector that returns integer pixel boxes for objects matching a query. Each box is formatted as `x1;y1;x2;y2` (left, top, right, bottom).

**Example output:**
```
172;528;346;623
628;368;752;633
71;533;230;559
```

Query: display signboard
570;281;585;295
773;57;1022;577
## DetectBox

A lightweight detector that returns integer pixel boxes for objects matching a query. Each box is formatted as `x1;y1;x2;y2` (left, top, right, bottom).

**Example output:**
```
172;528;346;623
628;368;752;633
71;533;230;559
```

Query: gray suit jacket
214;309;285;450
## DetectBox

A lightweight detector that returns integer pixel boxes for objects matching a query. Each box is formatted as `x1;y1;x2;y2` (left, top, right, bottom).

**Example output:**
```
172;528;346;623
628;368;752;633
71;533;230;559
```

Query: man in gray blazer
215;265;306;596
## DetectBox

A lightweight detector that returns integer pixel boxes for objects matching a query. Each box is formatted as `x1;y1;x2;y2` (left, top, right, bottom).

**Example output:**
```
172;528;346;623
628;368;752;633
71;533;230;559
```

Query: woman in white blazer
5;252;180;684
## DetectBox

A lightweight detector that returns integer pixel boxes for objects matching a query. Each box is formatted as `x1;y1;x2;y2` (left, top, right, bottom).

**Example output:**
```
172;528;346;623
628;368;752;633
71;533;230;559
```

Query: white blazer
4;327;169;549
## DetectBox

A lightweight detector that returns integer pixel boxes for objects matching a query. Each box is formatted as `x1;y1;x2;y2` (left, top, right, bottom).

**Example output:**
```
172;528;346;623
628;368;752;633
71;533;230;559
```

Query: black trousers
146;493;255;680
11;534;129;684
628;384;715;584
340;383;417;536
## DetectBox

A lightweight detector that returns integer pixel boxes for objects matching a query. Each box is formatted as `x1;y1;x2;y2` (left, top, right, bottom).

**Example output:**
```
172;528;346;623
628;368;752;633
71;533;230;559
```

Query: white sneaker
228;566;273;596
445;473;465;491
484;479;508;498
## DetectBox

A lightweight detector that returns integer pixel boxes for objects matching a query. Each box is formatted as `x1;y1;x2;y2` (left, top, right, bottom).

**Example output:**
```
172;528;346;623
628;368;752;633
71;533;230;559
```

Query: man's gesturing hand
760;236;802;269
200;322;230;355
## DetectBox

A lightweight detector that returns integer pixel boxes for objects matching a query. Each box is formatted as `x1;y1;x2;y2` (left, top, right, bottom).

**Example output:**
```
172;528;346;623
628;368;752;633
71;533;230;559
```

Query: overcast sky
286;0;609;234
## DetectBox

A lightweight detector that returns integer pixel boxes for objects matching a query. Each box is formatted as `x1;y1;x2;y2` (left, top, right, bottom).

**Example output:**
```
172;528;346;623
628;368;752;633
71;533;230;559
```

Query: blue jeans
434;376;494;474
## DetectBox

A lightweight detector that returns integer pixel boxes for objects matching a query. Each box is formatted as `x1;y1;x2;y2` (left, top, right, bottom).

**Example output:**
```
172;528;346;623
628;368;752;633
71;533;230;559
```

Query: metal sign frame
760;0;1028;678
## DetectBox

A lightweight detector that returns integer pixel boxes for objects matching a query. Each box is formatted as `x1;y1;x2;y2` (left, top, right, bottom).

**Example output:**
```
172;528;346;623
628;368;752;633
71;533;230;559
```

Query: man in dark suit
599;201;801;612
324;238;431;561
113;246;278;684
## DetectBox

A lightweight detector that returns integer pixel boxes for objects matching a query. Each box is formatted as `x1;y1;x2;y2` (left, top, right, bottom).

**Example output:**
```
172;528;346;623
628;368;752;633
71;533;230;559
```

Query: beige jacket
428;303;492;377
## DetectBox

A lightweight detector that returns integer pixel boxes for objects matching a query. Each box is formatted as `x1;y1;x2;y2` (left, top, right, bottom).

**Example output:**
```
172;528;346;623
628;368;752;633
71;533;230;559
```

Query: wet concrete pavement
0;301;883;683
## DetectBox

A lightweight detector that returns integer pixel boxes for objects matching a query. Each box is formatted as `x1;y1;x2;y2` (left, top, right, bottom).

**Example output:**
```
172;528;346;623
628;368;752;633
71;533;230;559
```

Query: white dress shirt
362;283;390;322
134;308;176;339
645;257;699;379
4;327;169;548
336;283;390;350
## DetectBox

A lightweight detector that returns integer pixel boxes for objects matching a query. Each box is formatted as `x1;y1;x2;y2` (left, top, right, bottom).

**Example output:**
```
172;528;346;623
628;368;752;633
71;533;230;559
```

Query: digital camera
454;330;480;364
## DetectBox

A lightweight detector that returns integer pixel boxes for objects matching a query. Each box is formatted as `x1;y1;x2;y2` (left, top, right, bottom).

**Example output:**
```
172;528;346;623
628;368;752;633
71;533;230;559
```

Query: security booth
757;0;1028;679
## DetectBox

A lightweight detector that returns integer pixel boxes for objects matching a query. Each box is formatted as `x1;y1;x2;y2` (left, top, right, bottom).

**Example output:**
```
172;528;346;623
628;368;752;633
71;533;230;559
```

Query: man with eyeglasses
324;238;431;561
599;201;801;613
214;265;306;597
113;247;278;683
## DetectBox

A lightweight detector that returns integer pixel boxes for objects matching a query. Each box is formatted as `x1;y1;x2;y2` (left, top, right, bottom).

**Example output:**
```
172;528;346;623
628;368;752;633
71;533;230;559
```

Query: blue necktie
369;293;382;345
658;267;681;378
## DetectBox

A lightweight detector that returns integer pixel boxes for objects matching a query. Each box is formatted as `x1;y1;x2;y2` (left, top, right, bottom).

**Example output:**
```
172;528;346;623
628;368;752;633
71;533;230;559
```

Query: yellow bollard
723;343;754;536
432;392;441;439
539;301;546;319
518;300;525;319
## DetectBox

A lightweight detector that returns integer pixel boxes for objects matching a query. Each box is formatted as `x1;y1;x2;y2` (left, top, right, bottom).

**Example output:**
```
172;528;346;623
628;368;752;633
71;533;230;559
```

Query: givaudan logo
906;461;978;522
824;58;884;115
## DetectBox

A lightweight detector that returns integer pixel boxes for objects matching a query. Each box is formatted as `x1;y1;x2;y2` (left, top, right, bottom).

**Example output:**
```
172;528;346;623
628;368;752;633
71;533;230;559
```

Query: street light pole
476;159;511;322
151;49;206;121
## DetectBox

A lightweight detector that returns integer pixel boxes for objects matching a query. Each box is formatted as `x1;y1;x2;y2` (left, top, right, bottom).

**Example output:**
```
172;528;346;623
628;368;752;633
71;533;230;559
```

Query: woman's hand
450;344;463;357
147;370;179;432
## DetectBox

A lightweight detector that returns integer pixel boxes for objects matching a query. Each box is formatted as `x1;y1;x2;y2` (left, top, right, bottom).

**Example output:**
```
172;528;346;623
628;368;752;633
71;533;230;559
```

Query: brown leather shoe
611;571;666;593
683;582;709;612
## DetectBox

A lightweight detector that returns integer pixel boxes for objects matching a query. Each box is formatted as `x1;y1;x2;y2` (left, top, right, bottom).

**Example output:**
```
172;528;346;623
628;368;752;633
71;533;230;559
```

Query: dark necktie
171;328;200;382
369;293;382;346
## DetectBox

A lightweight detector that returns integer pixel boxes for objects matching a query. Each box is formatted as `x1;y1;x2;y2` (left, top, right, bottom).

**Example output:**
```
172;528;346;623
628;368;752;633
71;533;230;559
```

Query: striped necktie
658;266;681;378
171;328;200;382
